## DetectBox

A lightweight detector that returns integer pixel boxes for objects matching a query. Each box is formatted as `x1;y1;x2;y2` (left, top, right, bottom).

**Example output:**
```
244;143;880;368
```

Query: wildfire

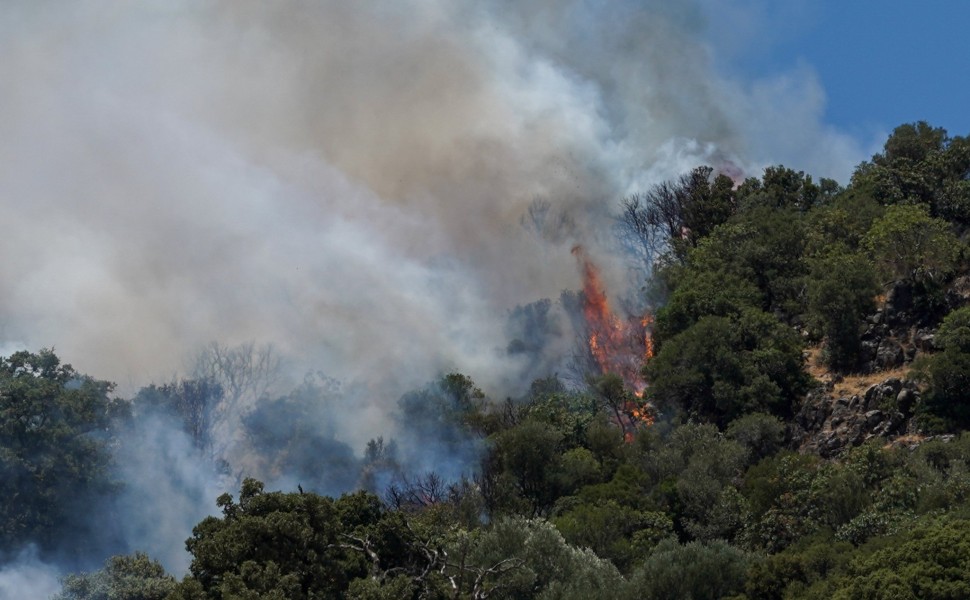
642;314;655;362
572;245;655;438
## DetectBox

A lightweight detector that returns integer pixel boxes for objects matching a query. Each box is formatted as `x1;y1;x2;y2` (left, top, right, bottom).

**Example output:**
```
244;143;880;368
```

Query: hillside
5;122;970;598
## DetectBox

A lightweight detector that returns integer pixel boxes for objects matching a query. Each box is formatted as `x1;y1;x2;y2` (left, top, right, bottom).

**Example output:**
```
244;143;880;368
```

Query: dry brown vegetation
804;345;912;398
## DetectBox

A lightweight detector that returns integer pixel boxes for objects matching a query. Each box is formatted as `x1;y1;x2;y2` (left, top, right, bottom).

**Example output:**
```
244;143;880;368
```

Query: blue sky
709;1;970;142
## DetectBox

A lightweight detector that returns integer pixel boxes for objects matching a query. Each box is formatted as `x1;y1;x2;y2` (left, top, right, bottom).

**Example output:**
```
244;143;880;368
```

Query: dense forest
7;121;970;599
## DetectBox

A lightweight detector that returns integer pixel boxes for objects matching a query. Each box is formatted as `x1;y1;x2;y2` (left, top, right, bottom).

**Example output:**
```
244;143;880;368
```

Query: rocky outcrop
855;277;970;373
792;377;921;458
793;277;970;457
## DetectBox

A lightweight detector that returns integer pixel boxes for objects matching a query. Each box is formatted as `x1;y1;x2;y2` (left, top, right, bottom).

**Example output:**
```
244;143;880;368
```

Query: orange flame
642;314;655;362
624;403;655;442
572;245;655;439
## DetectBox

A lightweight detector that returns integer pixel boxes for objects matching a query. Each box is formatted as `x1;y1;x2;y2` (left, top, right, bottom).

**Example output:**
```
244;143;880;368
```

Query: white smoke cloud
113;414;225;574
0;0;867;425
0;547;61;600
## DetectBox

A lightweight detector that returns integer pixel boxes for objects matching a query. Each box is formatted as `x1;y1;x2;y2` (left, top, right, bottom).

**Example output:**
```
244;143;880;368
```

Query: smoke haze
0;548;61;600
0;0;865;398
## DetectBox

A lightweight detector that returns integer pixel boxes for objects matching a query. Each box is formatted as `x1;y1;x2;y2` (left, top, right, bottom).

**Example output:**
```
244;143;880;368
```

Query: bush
645;309;809;427
919;308;970;429
626;539;754;600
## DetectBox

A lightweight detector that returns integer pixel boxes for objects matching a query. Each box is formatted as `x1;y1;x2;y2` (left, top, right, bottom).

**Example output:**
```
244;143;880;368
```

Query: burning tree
571;246;655;438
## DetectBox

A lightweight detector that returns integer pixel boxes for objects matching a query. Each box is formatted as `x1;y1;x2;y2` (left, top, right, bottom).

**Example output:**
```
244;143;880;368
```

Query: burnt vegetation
12;122;970;598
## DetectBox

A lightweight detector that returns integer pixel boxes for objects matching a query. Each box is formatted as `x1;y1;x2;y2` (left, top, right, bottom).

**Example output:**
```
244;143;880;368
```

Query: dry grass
804;345;912;398
884;433;928;450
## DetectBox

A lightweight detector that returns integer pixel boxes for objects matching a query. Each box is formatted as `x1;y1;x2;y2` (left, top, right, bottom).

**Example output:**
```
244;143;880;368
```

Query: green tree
724;413;787;466
851;122;970;226
645;309;809;427
937;158;970;226
172;480;370;599
624;165;737;261
552;500;672;572
518;387;599;449
625;538;754;600
242;374;360;494
741;452;823;552
134;378;222;450
864;203;962;285
55;553;175;600
829;517;970;600
656;424;749;542
652;270;762;347
852;122;947;207
919;307;970;428
688;206;808;319
935;305;970;352
468;516;626;600
485;418;566;516
743;533;853;600
735;165;830;212
397;373;490;478
804;193;884;256
0;349;127;557
806;249;879;371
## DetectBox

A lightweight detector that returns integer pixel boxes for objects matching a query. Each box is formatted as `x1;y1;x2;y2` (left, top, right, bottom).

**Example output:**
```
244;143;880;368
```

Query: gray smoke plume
0;1;864;404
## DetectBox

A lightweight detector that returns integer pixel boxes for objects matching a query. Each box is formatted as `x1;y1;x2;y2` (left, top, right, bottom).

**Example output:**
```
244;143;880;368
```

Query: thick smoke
0;0;863;400
0;0;869;586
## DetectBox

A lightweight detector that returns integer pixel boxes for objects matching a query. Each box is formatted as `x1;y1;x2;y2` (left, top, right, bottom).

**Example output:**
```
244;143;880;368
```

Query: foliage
55;552;176;600
553;500;671;572
743;532;853;600
734;165;832;212
0;349;127;559
864;203;962;285
804;193;883;256
626;538;754;600
397;373;489;478
725;413;787;465
174;479;349;598
806;249;879;371
622;165;737;261
469;516;626;599
687;206;808;319
741;452;822;552
853;122;970;228
652;270;762;346
829;516;970;599
645;308;809;427
917;308;970;428
171;480;438;599
518;388;599;449
485;418;567;516
936;306;970;352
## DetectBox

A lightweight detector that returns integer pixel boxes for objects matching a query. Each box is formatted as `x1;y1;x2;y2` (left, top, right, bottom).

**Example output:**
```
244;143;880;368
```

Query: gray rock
875;342;905;369
897;388;917;414
864;410;884;428
915;331;936;352
794;376;918;456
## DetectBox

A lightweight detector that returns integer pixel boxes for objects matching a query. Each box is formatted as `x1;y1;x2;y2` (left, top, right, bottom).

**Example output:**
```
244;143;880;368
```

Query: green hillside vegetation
12;121;970;598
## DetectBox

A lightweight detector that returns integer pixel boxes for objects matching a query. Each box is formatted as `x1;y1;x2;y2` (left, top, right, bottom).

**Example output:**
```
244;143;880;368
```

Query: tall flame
572;245;655;437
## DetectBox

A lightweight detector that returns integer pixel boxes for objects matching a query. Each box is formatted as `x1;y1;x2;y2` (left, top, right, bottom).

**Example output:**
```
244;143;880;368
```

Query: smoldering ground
0;0;868;586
